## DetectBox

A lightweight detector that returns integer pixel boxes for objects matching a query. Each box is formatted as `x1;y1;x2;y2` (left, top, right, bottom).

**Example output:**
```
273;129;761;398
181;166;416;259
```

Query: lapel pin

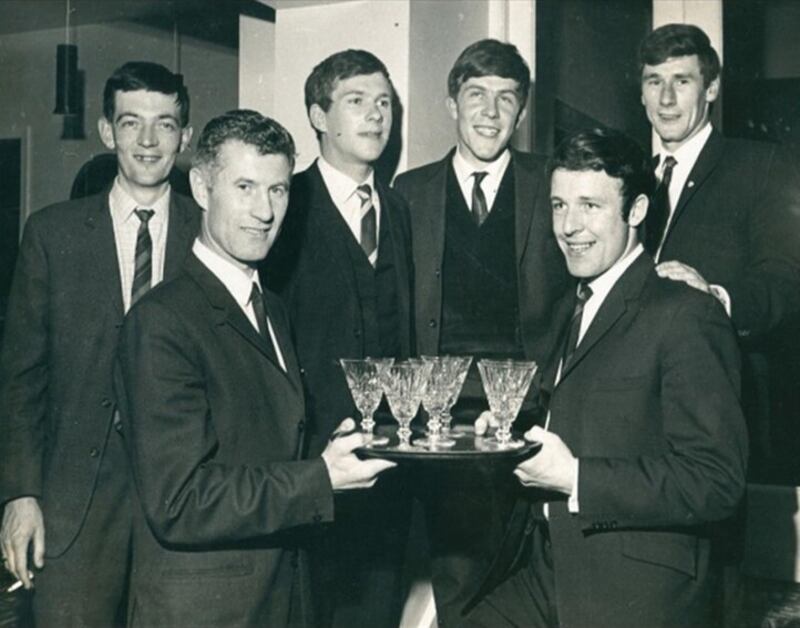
687;180;695;188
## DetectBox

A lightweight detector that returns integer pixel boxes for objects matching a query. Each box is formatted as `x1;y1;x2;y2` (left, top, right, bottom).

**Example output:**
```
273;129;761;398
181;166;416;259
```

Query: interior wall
271;0;410;174
0;15;237;221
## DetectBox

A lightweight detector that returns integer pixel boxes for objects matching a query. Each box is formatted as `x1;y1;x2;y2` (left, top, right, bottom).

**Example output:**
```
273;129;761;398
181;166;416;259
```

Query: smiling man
114;109;394;628
465;127;748;628
393;39;568;625
638;24;800;483
0;61;199;627
265;50;414;628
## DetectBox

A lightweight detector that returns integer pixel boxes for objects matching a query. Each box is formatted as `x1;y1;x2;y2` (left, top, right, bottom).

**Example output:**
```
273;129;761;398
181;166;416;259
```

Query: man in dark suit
639;23;800;480
466;128;748;628
264;50;414;627
0;62;199;626
393;39;568;625
115;109;395;627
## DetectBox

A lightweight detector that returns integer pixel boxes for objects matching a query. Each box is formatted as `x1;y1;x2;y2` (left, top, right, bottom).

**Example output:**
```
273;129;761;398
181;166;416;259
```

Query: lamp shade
54;43;79;115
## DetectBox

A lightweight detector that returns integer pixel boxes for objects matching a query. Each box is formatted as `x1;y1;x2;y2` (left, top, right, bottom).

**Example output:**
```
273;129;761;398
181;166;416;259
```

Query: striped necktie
471;171;489;225
561;281;593;370
646;155;677;257
131;209;155;306
356;183;377;264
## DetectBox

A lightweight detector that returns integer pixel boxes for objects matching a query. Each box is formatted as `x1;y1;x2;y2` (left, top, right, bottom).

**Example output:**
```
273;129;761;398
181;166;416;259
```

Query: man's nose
659;82;676;106
138;123;158;147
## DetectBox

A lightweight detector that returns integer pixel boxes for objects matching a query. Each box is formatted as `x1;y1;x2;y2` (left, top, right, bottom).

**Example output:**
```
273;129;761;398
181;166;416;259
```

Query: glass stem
361;412;376;436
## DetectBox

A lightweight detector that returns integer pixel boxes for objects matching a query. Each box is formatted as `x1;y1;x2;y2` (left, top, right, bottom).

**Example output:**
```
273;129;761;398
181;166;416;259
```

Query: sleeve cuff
568;459;580;513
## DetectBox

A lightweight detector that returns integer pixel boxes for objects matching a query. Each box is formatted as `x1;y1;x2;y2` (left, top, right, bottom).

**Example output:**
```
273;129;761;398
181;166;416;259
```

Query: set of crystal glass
340;356;538;451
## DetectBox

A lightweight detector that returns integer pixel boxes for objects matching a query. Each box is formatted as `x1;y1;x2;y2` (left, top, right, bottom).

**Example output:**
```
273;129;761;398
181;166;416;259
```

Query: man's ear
309;104;328;135
446;97;458;122
705;76;721;104
628;193;648;228
98;117;115;150
179;126;193;153
514;105;528;130
189;167;210;211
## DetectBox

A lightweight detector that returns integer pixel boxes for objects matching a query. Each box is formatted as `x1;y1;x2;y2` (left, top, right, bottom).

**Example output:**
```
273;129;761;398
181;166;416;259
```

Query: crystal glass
379;359;433;449
477;359;538;449
438;356;473;439
416;356;458;448
340;357;394;446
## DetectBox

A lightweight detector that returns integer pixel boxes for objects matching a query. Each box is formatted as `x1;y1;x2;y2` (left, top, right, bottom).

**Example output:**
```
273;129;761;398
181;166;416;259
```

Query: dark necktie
249;283;268;339
131;209;155;306
471;171;489;226
645;155;677;256
356;184;377;263
561;281;593;371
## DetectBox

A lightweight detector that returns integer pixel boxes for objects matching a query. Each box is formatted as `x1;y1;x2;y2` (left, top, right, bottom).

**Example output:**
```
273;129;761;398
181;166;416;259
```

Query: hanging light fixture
54;0;79;115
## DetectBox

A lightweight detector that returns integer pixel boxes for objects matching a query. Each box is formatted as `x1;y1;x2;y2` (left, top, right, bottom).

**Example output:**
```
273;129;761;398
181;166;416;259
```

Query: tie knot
661;155;677;172
134;208;154;224
472;171;488;185
356;184;372;205
249;282;262;305
576;281;593;304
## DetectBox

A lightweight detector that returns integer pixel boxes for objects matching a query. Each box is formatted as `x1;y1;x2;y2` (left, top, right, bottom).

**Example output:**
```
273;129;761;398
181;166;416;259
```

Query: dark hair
304;49;393;113
447;39;530;101
103;61;190;127
549;128;656;224
639;24;721;87
193;109;296;173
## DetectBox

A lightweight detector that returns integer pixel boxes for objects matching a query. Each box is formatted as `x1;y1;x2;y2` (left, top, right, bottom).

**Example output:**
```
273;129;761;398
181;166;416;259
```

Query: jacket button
298;420;306;432
434;268;440;277
299;367;306;376
101;398;112;408
428;319;437;328
312;513;322;524
354;329;361;338
89;447;100;458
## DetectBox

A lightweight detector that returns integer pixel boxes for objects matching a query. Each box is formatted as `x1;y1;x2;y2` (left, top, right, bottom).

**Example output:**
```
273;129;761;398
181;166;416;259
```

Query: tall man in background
266;50;414;628
393;39;568;626
639;24;800;480
0;62;199;626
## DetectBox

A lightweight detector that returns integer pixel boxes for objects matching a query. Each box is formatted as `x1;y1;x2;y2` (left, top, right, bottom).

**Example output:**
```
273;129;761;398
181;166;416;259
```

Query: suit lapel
427;154;451;264
513;150;540;265
164;193;199;278
558;254;651;384
264;290;303;393
663;130;724;251
85;191;124;319
185;254;298;386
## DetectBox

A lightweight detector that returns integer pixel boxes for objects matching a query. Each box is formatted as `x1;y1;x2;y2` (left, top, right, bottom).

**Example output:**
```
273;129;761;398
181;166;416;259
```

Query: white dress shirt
192;239;287;371
452;146;512;214
316;156;381;257
108;177;170;313
653;123;731;314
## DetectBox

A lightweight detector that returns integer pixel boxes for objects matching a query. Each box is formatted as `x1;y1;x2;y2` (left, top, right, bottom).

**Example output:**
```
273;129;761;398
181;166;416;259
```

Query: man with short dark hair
639;23;800;480
466;127;748;628
115;109;394;627
393;39;568;625
0;61;199;626
265;49;414;628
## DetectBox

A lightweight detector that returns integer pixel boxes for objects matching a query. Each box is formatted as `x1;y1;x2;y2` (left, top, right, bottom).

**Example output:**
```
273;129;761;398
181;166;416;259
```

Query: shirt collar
192;238;260;308
586;243;644;305
654;122;713;169
316;156;376;208
452;147;512;186
108;176;171;223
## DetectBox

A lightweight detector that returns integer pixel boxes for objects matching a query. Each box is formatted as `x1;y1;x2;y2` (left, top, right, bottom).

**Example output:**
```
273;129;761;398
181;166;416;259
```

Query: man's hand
514;426;577;495
474;410;499;436
1;497;45;589
655;260;711;293
322;418;397;491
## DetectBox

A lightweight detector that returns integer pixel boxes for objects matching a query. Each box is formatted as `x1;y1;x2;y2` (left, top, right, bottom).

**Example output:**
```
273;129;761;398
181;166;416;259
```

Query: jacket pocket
160;554;254;580
621;531;698;577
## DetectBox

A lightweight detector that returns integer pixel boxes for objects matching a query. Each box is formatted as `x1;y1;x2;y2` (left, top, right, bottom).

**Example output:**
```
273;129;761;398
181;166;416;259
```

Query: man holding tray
467;127;747;628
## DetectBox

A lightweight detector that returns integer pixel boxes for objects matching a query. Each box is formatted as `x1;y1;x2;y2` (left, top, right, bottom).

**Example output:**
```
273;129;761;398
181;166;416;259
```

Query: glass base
414;435;456;449
364;432;390;447
483;436;526;450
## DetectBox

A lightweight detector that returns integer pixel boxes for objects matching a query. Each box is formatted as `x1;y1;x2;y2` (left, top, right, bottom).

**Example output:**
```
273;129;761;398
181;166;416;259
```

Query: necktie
471;171;489;226
645;155;677;256
561;281;593;371
249;283;268;338
356;184;377;264
131;209;155;306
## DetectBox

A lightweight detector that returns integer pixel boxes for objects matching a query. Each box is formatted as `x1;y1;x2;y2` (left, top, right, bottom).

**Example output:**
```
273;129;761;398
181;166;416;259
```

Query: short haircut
192;109;296;176
548;128;656;223
304;49;393;113
639;24;721;87
103;61;190;127
447;39;530;101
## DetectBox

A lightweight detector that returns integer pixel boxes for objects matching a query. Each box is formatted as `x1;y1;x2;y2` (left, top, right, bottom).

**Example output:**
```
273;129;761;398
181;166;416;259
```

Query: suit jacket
471;253;748;628
393;148;570;363
265;161;415;456
115;253;334;628
659;129;800;341
0;190;199;556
